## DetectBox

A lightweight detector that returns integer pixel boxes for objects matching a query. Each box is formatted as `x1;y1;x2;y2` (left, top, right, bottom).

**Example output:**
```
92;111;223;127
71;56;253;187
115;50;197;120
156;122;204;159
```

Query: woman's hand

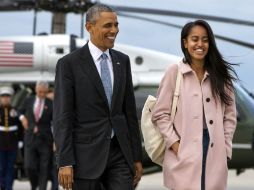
171;141;180;155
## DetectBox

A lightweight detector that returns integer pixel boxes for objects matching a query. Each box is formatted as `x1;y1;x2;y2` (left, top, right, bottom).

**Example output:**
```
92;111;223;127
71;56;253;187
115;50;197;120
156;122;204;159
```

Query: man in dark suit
20;81;53;190
53;4;143;190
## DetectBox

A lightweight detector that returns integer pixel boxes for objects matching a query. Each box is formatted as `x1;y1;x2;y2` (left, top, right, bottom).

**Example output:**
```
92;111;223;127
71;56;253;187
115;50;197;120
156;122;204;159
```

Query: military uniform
0;87;22;190
0;107;21;150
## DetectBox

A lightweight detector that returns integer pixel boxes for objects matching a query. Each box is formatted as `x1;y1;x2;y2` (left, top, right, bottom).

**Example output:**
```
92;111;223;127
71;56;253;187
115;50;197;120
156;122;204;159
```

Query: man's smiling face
86;11;119;52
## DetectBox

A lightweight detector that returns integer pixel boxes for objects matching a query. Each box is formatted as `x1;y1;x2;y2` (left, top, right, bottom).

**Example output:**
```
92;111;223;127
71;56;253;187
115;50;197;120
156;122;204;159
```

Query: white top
88;41;114;88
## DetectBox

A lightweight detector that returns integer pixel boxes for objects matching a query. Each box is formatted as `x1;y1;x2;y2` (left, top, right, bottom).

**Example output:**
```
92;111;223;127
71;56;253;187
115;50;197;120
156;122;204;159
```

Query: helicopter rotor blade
1;1;253;27
113;6;254;27
118;13;254;49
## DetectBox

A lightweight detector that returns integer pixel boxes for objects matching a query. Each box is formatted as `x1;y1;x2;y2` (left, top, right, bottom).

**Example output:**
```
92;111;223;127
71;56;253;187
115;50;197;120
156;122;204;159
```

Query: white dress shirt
33;96;45;119
19;96;45;121
88;41;114;88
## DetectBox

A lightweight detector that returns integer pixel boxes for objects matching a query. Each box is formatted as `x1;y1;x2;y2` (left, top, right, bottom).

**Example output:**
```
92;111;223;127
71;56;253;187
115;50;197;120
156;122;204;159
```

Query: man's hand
21;116;29;130
133;161;143;186
171;141;180;155
58;167;73;190
53;142;57;152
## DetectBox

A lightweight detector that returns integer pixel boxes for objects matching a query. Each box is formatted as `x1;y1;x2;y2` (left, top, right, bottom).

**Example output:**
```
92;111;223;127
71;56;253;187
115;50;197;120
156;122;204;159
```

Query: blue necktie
100;53;113;108
100;53;114;138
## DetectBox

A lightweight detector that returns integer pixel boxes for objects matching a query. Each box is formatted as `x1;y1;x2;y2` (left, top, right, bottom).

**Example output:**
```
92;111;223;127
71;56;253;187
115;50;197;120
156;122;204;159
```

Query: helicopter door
229;85;254;170
43;35;70;73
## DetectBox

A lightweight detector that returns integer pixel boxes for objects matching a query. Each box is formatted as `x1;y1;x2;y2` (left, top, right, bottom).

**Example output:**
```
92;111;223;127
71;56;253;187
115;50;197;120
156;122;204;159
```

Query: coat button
209;120;213;124
206;98;210;102
211;143;214;148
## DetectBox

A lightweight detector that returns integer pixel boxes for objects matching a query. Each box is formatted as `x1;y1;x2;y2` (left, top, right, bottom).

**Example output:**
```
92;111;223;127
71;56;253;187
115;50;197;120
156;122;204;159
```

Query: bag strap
170;66;182;122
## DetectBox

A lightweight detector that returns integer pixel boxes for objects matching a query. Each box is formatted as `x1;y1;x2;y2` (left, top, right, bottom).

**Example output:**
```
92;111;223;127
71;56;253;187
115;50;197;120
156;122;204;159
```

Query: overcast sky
0;0;253;91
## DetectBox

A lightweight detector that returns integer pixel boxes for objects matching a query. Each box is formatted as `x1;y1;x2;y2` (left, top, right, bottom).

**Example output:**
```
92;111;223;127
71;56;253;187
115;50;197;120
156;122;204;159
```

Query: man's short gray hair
36;80;49;89
86;4;116;24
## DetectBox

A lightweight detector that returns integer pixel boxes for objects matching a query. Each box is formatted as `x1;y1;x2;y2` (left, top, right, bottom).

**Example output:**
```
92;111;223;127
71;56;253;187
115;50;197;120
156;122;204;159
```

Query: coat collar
179;60;209;77
88;41;111;62
110;50;122;111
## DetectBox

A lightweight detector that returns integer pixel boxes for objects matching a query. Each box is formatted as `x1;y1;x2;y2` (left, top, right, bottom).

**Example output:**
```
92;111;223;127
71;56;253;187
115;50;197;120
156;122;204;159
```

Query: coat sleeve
16;115;24;141
53;57;76;168
123;56;143;162
152;64;180;150
223;88;237;159
19;97;29;116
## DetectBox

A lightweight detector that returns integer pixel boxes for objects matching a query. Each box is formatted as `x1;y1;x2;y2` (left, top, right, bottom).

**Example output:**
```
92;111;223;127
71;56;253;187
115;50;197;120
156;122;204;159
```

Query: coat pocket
73;133;92;144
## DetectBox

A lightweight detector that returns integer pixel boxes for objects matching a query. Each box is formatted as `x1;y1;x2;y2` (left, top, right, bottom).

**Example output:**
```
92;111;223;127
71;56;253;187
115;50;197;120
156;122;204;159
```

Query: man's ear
85;22;93;34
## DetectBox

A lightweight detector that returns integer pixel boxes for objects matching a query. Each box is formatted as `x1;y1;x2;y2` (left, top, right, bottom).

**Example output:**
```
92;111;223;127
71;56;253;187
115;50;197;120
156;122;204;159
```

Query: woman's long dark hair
181;20;238;106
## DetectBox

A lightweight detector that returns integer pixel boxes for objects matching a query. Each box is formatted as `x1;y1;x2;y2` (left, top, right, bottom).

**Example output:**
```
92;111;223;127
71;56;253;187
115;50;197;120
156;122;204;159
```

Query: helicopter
0;0;253;179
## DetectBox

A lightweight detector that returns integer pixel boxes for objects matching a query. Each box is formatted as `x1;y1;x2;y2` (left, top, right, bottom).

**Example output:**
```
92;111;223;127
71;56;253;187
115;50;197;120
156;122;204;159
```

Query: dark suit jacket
53;43;142;179
20;96;53;147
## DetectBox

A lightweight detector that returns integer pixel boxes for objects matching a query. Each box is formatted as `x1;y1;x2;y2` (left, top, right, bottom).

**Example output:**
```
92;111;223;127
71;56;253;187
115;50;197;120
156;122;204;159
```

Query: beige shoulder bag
141;66;182;166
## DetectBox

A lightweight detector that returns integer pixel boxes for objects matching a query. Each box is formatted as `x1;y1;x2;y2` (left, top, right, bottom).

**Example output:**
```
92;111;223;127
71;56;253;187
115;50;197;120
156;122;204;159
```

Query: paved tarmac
13;169;254;190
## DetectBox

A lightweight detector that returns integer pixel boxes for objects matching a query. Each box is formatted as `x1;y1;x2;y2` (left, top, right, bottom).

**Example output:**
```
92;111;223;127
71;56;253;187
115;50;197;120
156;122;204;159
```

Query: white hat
0;86;14;96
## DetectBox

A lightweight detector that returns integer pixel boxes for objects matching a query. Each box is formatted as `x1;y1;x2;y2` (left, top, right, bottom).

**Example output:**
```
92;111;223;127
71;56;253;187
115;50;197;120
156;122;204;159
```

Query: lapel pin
117;62;120;65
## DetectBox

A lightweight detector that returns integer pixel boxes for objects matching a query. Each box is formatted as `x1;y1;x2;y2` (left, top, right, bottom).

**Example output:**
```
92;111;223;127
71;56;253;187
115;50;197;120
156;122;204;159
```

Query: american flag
0;41;33;67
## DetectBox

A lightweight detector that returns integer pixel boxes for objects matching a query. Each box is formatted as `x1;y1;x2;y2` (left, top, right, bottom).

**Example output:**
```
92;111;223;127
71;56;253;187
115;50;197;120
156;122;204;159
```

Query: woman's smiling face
183;25;209;63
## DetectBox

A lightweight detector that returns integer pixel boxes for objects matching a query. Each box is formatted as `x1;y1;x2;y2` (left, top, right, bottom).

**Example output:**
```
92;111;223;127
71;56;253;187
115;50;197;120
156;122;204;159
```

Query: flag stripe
0;55;33;58
0;64;33;67
0;49;13;54
0;60;33;63
0;46;12;50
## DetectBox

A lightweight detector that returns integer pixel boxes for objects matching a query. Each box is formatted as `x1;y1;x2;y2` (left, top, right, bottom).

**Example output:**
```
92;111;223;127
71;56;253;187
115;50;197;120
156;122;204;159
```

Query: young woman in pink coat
152;20;238;190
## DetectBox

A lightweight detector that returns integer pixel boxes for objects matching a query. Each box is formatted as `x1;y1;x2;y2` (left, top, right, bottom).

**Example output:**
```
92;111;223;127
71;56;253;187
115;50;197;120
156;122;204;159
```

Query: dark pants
73;136;134;190
25;141;52;190
201;129;210;190
0;149;17;190
50;153;58;190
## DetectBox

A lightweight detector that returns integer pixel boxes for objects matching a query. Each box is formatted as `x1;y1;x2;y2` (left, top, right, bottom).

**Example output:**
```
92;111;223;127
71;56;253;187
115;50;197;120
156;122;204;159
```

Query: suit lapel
79;44;109;107
110;50;122;111
31;97;37;123
40;99;48;120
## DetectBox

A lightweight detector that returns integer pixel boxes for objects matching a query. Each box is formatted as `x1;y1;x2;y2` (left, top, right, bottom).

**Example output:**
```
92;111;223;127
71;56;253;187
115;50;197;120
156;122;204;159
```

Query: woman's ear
183;39;188;49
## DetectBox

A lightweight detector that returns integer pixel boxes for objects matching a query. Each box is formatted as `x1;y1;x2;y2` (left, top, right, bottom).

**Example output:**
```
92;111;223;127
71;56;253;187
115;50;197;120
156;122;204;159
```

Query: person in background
46;88;54;101
0;86;22;190
19;81;53;190
152;20;237;190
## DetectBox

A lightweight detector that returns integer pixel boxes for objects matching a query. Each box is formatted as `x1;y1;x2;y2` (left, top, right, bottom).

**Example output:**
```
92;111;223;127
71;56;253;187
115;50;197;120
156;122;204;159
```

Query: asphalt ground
13;169;254;190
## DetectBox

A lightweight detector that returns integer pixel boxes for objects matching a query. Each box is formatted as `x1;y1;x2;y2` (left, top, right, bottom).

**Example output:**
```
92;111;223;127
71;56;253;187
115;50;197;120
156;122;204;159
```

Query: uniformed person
0;87;22;190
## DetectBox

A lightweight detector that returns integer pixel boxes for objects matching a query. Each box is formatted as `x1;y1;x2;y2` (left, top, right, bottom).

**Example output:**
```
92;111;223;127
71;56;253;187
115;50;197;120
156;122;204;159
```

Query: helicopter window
135;56;143;65
56;48;64;54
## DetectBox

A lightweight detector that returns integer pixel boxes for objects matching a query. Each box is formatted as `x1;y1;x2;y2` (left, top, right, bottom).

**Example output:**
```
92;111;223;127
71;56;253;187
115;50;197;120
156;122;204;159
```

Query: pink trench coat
152;61;237;190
